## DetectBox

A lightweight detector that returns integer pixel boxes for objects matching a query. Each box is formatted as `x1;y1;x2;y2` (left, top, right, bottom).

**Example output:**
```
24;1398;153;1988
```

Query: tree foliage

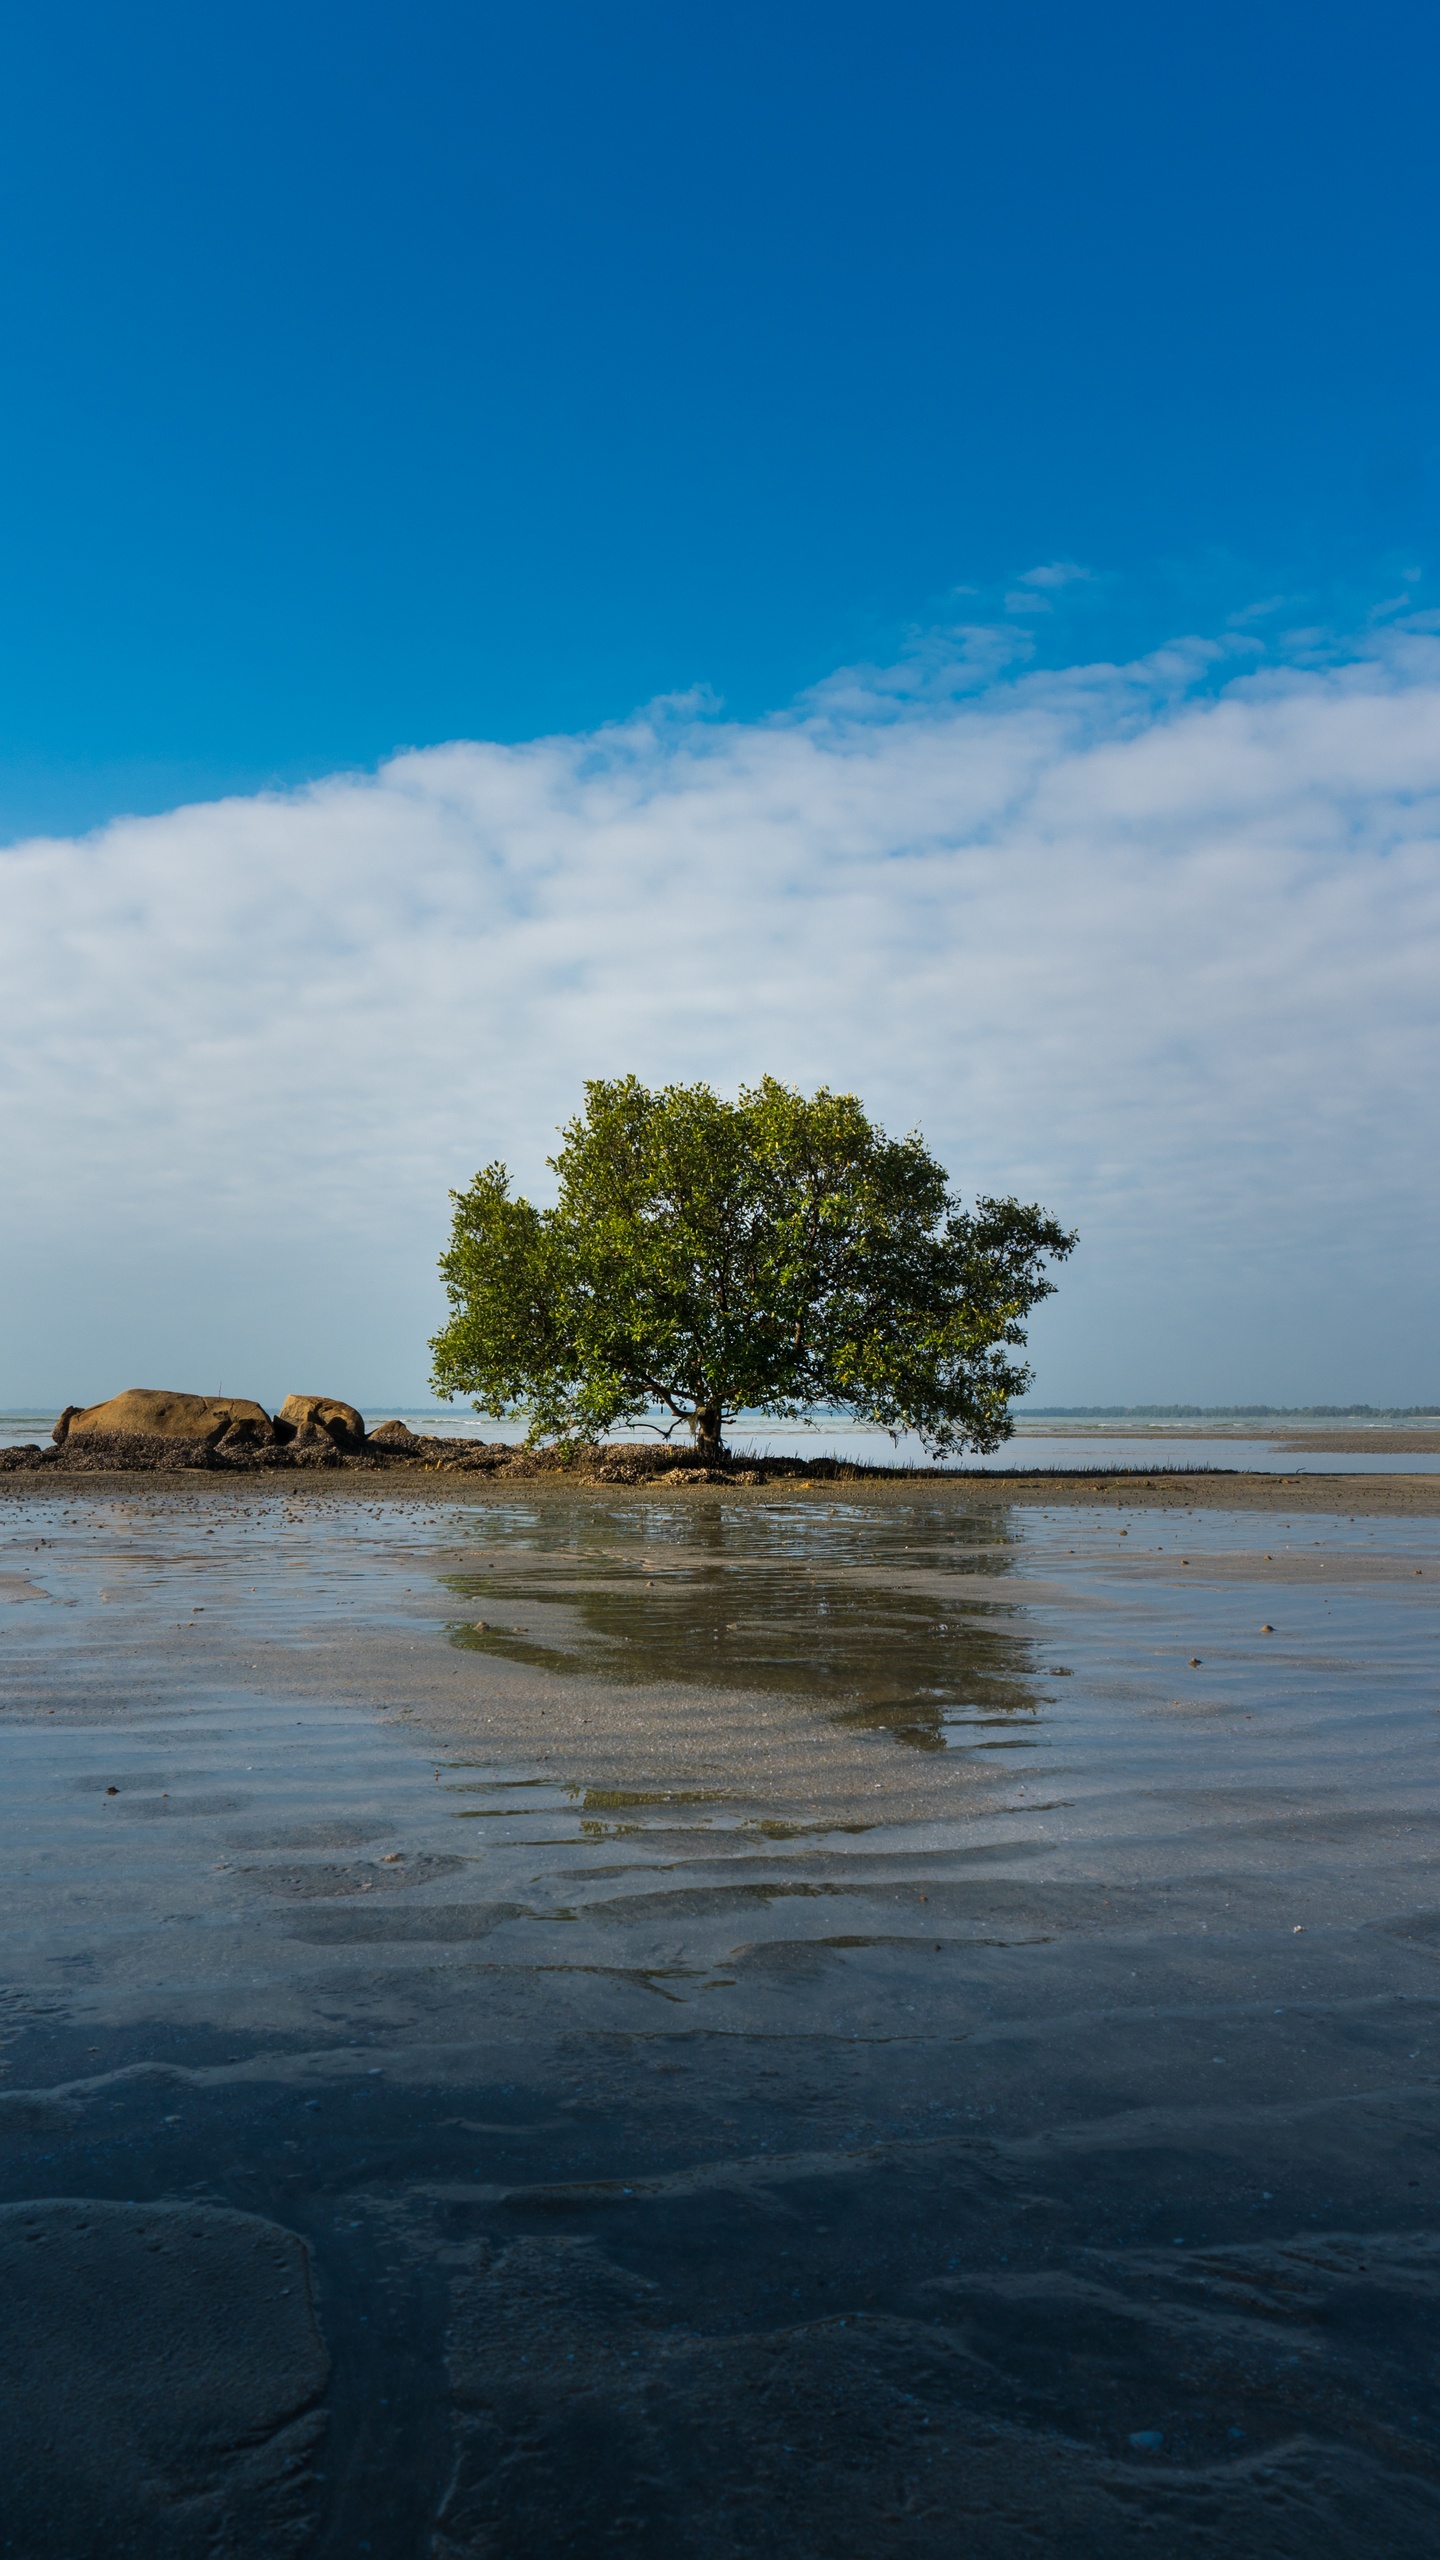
430;1076;1076;1457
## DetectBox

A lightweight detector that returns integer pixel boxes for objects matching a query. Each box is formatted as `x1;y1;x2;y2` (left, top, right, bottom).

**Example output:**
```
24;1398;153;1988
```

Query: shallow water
2;1487;1439;2558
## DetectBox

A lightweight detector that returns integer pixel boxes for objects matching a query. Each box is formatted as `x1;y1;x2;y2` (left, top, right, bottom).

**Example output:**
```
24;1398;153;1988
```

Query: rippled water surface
3;1485;1439;2560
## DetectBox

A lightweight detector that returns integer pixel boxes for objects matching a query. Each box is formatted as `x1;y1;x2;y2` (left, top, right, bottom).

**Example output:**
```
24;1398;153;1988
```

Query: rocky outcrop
277;1394;366;1448
2;1406;853;1481
54;1390;276;1447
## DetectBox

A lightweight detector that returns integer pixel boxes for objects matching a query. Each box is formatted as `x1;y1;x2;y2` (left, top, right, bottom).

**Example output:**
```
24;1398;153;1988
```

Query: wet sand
2;1481;1438;2557
7;1459;1440;1509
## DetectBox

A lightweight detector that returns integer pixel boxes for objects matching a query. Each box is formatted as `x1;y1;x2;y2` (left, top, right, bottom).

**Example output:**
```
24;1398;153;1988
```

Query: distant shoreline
1018;1405;1440;1420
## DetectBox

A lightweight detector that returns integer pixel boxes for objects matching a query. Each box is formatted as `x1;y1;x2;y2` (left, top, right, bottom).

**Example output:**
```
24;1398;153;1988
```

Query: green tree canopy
430;1076;1076;1458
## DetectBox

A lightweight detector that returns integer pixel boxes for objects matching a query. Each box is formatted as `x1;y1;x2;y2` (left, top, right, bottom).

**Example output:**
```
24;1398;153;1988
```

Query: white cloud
1017;561;1093;590
2;626;1438;1407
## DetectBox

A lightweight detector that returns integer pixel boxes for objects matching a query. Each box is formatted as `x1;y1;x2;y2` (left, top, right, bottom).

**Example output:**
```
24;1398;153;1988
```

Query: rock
278;1393;365;1447
215;1417;273;1452
58;1390;275;1447
367;1418;419;1449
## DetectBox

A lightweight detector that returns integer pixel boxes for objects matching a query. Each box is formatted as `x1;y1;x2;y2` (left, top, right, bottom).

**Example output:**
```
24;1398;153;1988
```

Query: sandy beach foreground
2;1481;1437;2557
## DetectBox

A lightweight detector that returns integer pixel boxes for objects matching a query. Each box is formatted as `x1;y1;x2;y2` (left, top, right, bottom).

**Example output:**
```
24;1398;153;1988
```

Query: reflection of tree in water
442;1500;1046;1750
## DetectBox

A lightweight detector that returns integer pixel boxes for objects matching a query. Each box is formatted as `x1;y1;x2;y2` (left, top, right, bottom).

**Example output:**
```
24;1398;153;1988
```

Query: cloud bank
3;625;1438;1407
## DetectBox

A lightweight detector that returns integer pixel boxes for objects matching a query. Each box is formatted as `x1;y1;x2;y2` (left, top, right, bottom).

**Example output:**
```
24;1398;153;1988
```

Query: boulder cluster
52;1389;374;1450
0;1388;426;1474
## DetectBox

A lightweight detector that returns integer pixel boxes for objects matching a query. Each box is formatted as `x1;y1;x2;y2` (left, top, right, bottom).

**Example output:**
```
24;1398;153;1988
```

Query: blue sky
2;0;1438;834
2;4;1438;1412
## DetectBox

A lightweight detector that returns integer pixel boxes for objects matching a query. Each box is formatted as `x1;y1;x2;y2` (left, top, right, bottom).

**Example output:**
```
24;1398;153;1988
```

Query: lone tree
430;1076;1075;1461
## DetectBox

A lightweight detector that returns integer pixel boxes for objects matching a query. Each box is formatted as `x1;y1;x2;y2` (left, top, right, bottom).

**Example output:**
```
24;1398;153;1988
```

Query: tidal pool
2;1483;1438;2558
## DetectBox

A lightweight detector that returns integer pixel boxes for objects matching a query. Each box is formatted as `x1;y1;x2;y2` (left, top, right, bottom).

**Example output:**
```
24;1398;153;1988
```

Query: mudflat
6;1459;1440;1511
1;1482;1437;2558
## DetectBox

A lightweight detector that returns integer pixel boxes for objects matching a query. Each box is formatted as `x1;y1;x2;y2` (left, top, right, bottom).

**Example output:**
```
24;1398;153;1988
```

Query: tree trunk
690;1402;725;1462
